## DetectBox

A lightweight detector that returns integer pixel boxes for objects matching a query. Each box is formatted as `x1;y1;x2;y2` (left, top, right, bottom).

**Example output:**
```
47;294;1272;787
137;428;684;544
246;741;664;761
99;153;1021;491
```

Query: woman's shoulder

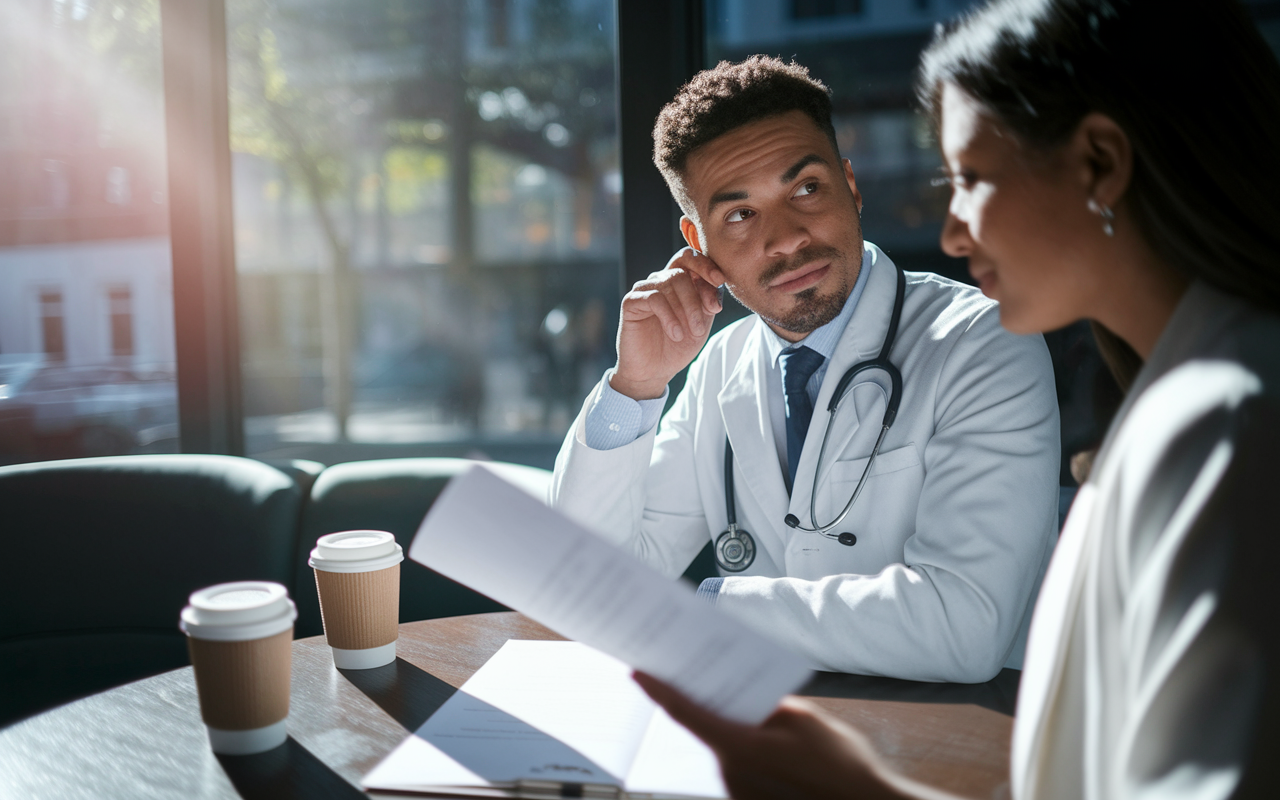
1108;358;1263;483
1168;282;1280;393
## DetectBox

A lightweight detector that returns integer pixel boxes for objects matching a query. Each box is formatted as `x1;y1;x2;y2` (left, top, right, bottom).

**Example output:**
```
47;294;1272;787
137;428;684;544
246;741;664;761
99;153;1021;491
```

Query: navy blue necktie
781;345;825;490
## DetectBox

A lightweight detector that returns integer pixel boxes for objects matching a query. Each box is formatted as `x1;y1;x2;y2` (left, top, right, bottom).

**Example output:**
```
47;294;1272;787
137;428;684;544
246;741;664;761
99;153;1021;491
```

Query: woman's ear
1076;112;1132;209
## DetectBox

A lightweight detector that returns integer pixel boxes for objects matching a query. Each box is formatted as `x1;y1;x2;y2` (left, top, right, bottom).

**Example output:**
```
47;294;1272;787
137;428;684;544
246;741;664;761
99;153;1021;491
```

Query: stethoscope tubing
789;421;891;535
723;266;906;553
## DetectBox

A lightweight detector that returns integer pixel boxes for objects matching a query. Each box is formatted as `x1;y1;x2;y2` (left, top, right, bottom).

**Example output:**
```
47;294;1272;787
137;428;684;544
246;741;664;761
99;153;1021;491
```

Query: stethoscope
715;266;905;573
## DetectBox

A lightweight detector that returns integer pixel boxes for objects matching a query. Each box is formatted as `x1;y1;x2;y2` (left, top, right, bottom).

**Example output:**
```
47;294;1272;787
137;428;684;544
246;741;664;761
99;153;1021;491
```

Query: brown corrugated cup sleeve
314;564;400;650
187;628;292;730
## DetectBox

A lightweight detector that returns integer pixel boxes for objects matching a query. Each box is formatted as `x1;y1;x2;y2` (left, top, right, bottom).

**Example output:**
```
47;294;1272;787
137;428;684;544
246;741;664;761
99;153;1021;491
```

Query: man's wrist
695;577;723;605
607;369;668;401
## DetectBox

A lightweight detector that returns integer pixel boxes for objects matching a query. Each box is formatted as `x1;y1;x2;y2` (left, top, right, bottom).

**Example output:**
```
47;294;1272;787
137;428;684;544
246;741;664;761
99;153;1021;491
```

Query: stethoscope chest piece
715;524;756;572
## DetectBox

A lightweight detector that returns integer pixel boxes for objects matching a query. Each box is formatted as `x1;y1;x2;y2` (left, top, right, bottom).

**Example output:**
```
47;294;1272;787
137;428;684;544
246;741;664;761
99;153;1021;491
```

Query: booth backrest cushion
0;454;302;724
294;458;552;638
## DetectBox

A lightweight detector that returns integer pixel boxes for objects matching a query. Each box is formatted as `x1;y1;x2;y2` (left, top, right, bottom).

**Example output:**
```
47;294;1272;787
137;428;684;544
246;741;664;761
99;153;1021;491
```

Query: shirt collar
762;244;874;366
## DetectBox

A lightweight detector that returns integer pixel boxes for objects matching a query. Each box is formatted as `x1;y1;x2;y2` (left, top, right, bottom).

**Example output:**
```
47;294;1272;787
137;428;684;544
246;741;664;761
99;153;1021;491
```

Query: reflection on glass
706;0;1109;477
705;0;972;275
228;0;620;464
0;0;177;466
705;0;1280;486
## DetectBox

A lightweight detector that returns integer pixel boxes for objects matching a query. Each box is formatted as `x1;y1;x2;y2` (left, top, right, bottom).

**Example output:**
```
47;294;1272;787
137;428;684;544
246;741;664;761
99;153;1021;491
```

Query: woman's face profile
937;83;1109;336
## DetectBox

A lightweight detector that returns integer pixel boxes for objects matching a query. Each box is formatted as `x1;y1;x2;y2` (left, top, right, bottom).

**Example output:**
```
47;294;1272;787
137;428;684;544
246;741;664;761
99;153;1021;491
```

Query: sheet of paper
361;640;725;798
624;706;727;798
423;641;652;784
408;464;811;724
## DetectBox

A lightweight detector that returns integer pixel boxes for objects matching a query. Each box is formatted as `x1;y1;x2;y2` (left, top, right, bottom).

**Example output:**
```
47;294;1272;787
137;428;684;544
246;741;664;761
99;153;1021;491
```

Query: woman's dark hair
917;0;1280;389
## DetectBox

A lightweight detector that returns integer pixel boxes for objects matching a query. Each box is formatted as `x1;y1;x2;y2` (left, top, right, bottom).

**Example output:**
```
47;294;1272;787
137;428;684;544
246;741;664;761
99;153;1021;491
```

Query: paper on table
409;464;811;724
419;640;654;783
361;640;727;798
625;706;727;798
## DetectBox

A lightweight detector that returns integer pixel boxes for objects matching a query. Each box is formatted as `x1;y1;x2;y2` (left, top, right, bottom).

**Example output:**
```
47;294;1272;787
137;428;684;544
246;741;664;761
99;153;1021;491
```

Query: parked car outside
0;360;177;461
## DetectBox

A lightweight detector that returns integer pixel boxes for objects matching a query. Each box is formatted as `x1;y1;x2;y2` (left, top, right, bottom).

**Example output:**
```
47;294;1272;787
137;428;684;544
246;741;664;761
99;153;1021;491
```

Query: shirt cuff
583;370;668;450
695;577;724;605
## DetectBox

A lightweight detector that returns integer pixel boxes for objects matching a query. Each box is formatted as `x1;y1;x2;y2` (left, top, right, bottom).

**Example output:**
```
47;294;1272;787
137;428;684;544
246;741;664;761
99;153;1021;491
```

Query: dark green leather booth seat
0;455;302;726
293;458;553;638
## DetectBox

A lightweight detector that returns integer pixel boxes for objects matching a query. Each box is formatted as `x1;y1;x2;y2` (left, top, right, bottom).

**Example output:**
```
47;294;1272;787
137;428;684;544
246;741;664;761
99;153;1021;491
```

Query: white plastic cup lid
309;530;404;573
315;530;397;561
180;581;297;641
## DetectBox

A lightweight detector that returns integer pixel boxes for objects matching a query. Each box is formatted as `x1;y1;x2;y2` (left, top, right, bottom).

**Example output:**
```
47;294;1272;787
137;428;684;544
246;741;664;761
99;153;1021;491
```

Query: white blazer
551;244;1061;682
1013;282;1280;800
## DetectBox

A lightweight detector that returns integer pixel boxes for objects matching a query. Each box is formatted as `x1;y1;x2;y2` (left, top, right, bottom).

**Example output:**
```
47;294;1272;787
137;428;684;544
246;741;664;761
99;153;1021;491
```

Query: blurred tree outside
227;0;366;439
225;0;620;445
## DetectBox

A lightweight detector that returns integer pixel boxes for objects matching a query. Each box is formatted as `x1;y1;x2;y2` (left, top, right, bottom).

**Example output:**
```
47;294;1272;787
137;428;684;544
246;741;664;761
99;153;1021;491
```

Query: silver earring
1087;198;1115;237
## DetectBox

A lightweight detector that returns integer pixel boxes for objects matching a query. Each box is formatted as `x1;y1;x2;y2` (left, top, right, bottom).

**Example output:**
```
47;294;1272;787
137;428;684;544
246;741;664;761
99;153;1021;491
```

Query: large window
2;0;1278;472
0;0;178;465
227;0;620;468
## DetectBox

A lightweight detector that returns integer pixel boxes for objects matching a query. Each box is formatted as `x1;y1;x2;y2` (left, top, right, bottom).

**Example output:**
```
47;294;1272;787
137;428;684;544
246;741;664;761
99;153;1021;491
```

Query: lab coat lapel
718;319;792;562
796;247;900;502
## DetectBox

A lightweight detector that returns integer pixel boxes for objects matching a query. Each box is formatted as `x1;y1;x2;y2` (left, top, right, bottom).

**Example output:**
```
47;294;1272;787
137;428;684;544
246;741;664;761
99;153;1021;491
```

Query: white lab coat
551;244;1061;682
1013;281;1280;800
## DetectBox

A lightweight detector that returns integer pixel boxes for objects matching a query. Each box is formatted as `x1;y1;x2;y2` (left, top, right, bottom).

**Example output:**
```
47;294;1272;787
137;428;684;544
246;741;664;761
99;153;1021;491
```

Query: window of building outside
0;0;178;466
38;289;66;359
228;0;620;469
107;286;135;356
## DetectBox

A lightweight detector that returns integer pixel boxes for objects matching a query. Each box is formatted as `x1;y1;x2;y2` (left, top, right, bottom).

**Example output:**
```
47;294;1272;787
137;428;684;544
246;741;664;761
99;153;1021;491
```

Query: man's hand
633;672;958;800
611;248;723;400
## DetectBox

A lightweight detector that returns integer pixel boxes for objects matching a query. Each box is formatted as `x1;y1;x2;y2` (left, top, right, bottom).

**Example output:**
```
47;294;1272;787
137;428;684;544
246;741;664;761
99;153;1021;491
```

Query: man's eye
726;208;755;223
794;181;819;197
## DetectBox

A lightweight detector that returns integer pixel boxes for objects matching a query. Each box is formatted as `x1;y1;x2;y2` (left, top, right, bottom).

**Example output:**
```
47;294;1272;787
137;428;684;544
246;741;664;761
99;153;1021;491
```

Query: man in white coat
550;56;1060;682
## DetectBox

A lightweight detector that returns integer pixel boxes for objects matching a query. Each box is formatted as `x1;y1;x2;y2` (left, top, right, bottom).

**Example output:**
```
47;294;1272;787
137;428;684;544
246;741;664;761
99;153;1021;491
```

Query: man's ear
678;215;727;286
842;159;863;216
679;215;703;253
1074;113;1131;209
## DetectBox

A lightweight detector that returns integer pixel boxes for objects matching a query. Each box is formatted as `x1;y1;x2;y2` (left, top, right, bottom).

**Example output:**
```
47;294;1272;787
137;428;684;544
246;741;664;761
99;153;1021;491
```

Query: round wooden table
0;613;1016;799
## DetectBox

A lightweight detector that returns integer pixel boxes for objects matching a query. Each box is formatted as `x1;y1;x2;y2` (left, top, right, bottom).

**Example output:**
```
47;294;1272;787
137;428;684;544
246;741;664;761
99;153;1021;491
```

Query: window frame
160;0;245;455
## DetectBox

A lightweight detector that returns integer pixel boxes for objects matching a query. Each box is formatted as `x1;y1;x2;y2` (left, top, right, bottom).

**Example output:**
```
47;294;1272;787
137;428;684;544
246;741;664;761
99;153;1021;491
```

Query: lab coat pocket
820;444;923;564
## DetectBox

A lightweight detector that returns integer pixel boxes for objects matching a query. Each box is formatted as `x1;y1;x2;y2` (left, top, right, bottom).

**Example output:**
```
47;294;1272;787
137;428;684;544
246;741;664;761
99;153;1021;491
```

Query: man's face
679;110;864;341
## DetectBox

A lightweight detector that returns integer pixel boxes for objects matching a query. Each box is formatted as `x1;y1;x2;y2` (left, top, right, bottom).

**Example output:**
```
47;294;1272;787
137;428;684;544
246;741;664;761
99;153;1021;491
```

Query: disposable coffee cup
179;581;297;755
309;530;404;669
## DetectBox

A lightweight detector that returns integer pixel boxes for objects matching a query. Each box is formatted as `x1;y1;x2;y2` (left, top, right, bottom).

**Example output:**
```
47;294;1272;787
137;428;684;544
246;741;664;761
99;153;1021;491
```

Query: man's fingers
694;273;724;315
677;251;724;316
633;672;754;748
623;247;724;345
661;270;711;338
625;287;687;342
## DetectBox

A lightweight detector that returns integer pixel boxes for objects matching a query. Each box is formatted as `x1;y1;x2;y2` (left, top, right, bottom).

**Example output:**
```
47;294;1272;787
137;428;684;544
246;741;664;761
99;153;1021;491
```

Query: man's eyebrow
781;154;828;183
703;154;829;216
706;190;749;215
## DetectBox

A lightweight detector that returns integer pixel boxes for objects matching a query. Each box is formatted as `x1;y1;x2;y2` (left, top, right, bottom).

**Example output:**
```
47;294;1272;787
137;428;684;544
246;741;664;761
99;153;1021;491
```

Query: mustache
757;245;844;288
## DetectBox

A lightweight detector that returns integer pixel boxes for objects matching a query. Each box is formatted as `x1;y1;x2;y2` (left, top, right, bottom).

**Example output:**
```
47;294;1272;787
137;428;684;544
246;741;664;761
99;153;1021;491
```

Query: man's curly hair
653;56;838;219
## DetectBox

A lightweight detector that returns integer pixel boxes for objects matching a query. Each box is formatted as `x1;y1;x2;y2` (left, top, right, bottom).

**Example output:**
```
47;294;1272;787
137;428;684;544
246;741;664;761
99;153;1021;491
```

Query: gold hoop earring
1087;198;1115;237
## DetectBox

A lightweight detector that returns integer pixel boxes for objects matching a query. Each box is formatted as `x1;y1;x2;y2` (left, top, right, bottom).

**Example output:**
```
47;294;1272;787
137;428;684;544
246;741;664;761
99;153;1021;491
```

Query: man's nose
940;211;971;258
764;210;811;258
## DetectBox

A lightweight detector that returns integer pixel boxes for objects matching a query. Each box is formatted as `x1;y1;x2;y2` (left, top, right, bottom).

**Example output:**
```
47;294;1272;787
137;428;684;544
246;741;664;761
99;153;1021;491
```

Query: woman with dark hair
634;0;1280;797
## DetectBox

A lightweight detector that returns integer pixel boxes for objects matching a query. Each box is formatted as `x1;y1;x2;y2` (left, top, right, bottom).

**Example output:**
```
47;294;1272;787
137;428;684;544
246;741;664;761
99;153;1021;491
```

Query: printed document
362;640;726;799
406;463;811;724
